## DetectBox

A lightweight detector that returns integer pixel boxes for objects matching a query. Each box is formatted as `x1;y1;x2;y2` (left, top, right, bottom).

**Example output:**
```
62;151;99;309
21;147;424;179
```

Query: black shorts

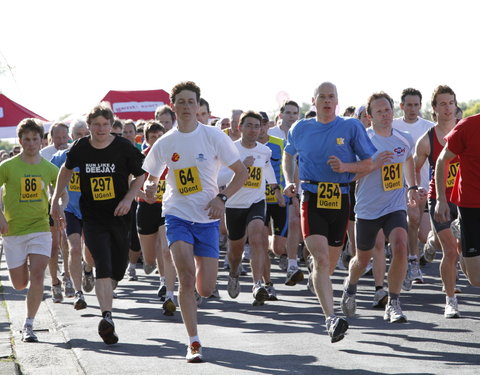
356;210;407;251
83;216;130;281
129;201;141;252
65;211;83;236
226;200;266;241
348;181;356;221
458;206;480;258
136;201;164;235
301;191;350;247
265;203;288;237
428;198;458;233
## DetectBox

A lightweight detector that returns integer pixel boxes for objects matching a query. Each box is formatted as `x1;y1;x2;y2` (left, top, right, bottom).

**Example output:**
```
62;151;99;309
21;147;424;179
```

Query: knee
312;253;329;270
353;254;370;269
12;279;28;291
248;233;263;250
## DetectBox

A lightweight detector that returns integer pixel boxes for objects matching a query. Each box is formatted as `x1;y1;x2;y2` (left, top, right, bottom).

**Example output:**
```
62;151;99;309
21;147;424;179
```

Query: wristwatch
216;193;228;203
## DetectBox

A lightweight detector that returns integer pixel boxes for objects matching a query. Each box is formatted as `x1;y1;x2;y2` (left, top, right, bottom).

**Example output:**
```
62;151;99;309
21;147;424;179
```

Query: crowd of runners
1;80;479;363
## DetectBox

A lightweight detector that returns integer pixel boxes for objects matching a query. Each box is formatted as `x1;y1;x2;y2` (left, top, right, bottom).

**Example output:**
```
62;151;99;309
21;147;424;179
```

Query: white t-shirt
393;117;434;189
40;144;62;162
268;126;287;140
220;141;277;209
142;124;240;223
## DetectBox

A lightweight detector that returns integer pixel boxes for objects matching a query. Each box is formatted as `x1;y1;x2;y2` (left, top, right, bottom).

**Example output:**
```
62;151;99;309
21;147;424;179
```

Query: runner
283;82;376;343
51;103;145;345
341;92;417;324
142;81;247;362
0;118;65;342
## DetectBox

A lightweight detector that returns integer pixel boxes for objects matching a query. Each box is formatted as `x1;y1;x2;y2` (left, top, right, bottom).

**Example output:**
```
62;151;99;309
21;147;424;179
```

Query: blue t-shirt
285;116;376;194
51;149;83;220
265;135;289;205
355;128;414;220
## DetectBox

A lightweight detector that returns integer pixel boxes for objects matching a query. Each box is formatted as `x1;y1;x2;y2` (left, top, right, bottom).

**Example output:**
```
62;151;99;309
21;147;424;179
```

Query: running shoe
252;283;269;303
326;316;349;343
186;341;203;363
372;288;388;308
22;325;38;343
450;218;461;240
51;283;63;303
82;264;95;293
243;244;251;261
157;281;167;300
307;272;315;295
265;282;278;301
127;267;137;281
285;266;304;286
162;297;176;316
402;262;413;291
98;313;118;345
423;233;437;263
444;296;460;318
73;291;87;310
410;260;424;284
278;254;288;271
341;278;356;318
63;277;75;298
194;289;203;306
208;282;220;299
384;299;407;323
143;263;156;275
227;275;240;299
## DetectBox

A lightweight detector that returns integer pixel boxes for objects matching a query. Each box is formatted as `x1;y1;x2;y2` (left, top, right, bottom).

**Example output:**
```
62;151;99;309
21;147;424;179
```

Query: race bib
317;182;341;209
382;163;402;191
265;184;277;203
69;172;80;192
446;162;459;188
20;177;42;201
90;176;115;200
156;180;166;201
244;166;262;189
174;166;202;196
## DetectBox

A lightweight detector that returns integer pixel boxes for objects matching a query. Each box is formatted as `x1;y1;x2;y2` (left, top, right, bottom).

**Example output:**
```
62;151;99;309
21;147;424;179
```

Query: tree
459;99;480;118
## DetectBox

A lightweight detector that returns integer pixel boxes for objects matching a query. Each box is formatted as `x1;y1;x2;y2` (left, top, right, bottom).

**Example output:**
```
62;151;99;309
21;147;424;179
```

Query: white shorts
2;232;52;269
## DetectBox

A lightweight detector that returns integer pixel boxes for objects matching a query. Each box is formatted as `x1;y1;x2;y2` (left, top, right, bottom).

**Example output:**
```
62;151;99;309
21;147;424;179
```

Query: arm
205;159;248;220
50;165;74;223
114;174;145;216
282;151;297;197
327;155;374;175
352;151;393;181
144;174;160;204
404;155;419;207
413;133;430;200
434;147;457;223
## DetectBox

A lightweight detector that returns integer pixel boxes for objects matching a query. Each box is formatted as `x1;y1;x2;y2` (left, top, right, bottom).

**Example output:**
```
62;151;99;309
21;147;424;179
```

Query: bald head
314;82;338;98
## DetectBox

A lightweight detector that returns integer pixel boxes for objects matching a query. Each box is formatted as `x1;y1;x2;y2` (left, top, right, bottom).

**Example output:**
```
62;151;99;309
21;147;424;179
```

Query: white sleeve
217;166;234;187
263;149;277;184
142;142;166;178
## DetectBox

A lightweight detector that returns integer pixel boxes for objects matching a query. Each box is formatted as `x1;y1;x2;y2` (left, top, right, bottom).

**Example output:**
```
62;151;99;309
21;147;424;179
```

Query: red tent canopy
0;94;48;138
101;89;171;121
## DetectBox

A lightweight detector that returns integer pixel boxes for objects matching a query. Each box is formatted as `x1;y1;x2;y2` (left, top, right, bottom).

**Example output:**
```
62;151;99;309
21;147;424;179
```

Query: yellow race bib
69;172;81;192
156;180;166;201
174;166;202;196
244;166;262;189
90;176;115;200
265;184;277;203
446;162;459;188
20;177;42;201
317;182;341;209
382;163;402;191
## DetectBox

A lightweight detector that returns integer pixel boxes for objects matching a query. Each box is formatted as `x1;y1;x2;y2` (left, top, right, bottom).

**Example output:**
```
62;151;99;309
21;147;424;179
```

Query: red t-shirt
445;114;480;207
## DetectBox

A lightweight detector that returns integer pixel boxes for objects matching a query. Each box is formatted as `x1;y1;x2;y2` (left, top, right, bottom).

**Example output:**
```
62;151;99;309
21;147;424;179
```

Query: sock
254;280;263;287
24;317;34;327
346;282;357;295
166;291;174;299
189;335;200;345
159;276;166;283
128;263;136;270
408;255;418;262
388;293;399;302
102;311;112;319
84;265;93;273
287;259;298;269
375;285;384;291
327;314;336;321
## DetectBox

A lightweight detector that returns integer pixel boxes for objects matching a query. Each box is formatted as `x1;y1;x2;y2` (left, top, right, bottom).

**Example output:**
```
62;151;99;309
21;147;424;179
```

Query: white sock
288;259;298;269
128;263;136;269
166;291;174;299
24;317;34;327
408;255;417;261
159;276;166;283
189;335;200;345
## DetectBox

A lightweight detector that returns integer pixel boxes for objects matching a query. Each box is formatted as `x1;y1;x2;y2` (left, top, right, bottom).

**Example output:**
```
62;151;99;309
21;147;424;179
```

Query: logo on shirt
196;153;206;162
336;138;344;145
171;153;180;162
394;147;406;156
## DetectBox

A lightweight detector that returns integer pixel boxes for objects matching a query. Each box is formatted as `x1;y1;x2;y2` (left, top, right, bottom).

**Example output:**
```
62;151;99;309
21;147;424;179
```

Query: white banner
112;101;165;113
0;107;4;118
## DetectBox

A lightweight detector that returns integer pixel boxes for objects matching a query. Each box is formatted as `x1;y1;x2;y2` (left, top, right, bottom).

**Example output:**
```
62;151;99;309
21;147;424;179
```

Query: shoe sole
254;288;269;302
331;319;349;343
22;337;38;343
252;300;265;306
227;279;240;299
163;300;176;316
268;295;278;301
445;313;460;319
390;316;407;323
187;355;203;363
74;300;87;310
98;319;119;345
285;269;304;286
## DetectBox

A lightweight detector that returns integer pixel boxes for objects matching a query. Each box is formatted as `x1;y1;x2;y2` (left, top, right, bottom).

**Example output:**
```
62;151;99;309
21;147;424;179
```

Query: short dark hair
239;110;263;126
87;103;115;125
305;110;316;119
155;105;176;122
401;88;422;104
199;98;210;113
144;120;165;140
366;92;394;116
17;118;44;139
49;122;69;136
431;85;456;108
123;119;136;132
112;119;123;131
280;100;299;113
171;81;201;104
343;106;356;117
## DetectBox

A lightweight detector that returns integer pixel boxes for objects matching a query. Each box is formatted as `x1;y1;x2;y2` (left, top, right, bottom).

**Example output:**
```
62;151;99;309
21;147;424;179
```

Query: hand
275;188;286;207
283;183;296;198
50;200;66;230
243;156;254;168
374;151;394;169
144;180;158;202
407;189;419;208
327;155;345;173
417;186;428;200
114;198;132;216
205;196;225;220
434;199;450;223
0;216;8;234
